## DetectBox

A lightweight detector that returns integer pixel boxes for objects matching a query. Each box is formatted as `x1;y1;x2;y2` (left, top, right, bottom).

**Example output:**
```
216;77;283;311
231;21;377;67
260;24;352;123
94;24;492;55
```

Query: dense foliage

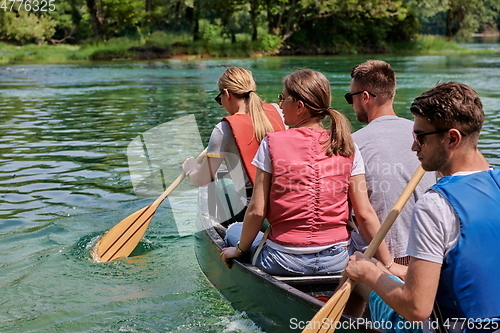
407;0;500;38
0;0;499;54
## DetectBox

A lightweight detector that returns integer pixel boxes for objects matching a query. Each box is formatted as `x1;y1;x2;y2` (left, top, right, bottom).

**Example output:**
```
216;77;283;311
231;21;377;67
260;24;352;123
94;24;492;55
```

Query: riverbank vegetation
0;0;499;63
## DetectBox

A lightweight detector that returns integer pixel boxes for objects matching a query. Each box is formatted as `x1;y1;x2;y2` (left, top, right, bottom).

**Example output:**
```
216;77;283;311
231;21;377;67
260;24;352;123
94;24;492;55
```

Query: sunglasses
214;92;223;105
277;93;294;104
412;128;467;146
344;91;377;104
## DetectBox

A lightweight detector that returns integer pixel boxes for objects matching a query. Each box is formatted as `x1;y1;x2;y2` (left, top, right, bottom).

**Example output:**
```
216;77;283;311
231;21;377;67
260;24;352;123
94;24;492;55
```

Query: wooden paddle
92;148;208;262
302;165;426;333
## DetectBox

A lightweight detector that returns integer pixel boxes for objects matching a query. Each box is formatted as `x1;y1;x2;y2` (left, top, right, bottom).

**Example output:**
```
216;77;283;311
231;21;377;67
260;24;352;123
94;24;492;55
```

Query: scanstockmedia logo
126;115;204;236
126;115;247;235
272;158;352;194
364;161;408;194
289;317;424;331
127;115;203;198
271;158;412;194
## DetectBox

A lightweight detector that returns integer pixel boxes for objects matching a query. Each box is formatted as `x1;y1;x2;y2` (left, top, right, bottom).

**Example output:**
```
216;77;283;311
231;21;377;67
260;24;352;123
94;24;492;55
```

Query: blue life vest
431;168;500;325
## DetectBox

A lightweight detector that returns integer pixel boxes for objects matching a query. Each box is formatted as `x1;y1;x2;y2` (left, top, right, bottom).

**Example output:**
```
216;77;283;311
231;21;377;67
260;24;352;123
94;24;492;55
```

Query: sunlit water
1;50;499;332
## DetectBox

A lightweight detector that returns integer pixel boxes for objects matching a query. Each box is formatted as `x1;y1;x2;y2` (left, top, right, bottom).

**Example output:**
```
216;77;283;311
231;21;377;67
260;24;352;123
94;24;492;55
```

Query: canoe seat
274;275;343;299
273;275;342;285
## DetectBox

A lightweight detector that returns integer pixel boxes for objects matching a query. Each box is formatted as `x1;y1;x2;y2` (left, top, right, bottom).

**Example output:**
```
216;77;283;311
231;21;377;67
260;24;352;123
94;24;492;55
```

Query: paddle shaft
137;147;208;217
94;148;207;262
302;165;426;333
147;148;208;213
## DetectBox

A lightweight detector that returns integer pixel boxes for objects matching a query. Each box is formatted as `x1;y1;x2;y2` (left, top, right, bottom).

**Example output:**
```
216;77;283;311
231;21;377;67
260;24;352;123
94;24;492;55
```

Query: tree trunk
445;4;466;38
70;0;82;27
283;0;296;40
265;0;282;35
86;0;104;39
190;0;200;41
250;0;258;41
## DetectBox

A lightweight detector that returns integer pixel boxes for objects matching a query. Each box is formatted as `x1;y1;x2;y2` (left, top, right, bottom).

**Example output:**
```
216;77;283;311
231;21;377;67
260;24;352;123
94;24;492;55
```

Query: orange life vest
222;104;285;185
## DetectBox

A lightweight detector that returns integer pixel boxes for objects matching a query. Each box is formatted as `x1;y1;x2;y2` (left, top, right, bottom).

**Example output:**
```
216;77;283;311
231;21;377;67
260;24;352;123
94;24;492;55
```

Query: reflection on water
0;54;499;332
460;35;500;51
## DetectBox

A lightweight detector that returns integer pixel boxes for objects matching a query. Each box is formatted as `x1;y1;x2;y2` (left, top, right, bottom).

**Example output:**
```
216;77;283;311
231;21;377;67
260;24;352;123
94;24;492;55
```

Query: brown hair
350;60;396;100
410;82;484;142
217;67;274;142
283;69;354;157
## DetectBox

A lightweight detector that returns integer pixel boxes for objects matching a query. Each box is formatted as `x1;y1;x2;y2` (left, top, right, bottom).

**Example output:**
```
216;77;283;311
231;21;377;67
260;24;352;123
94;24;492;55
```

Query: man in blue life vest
345;82;500;333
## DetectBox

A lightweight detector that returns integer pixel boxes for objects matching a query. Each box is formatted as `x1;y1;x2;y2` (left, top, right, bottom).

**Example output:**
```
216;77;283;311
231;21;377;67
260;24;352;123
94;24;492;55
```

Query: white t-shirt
207;120;249;188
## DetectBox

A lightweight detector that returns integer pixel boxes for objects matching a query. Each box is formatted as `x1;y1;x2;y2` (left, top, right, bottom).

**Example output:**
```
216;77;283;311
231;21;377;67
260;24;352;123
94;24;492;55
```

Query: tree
100;0;144;37
48;0;85;43
198;0;250;43
191;0;201;41
0;11;56;44
260;0;410;41
282;0;416;53
407;0;500;38
445;0;500;38
248;0;259;40
86;0;105;39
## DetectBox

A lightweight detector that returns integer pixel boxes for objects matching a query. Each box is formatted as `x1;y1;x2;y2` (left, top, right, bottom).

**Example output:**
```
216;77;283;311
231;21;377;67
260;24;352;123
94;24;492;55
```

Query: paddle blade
301;280;353;333
92;205;154;262
91;148;207;263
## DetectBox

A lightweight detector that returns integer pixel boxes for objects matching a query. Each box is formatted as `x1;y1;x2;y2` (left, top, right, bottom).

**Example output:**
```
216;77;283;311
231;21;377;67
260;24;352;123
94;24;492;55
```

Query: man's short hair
410;82;484;138
350;60;396;99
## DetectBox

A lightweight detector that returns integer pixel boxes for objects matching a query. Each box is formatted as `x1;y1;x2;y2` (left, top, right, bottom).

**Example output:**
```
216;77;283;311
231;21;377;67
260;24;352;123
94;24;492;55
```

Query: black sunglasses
412;128;467;146
214;92;223;105
344;91;377;104
277;93;294;104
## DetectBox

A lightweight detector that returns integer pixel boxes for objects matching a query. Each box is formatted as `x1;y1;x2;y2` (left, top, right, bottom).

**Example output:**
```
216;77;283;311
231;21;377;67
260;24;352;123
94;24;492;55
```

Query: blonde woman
182;67;285;221
221;69;402;277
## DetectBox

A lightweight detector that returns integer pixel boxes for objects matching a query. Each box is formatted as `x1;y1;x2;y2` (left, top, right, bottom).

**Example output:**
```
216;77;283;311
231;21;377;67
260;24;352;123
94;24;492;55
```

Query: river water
1;50;499;332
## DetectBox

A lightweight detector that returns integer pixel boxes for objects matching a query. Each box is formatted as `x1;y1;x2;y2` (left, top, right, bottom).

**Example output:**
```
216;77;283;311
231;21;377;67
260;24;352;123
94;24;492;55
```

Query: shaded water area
1;51;500;332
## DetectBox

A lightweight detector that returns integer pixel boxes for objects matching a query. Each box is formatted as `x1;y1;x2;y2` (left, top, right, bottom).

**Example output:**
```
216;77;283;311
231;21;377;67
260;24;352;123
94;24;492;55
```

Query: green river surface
1;46;500;332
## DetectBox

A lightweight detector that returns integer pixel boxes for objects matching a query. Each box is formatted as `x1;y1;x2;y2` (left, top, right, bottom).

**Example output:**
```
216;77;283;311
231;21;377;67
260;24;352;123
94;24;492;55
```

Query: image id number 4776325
1;0;56;11
442;318;500;331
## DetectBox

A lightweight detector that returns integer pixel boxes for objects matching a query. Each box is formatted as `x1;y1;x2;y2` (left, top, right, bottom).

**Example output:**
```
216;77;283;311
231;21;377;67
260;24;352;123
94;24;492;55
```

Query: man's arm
345;253;441;322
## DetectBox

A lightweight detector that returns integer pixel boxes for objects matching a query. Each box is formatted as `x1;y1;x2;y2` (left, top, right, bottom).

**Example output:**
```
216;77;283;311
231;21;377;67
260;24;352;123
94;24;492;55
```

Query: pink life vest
266;128;353;247
222;104;285;185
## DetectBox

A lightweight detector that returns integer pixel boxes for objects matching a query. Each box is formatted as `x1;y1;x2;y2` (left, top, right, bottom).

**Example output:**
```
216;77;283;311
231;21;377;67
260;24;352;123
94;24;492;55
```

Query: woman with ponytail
221;69;399;277
182;67;285;223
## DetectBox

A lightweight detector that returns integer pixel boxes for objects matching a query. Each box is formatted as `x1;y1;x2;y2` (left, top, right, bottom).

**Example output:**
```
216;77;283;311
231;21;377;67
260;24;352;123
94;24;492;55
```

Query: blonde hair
283;69;355;157
217;67;274;142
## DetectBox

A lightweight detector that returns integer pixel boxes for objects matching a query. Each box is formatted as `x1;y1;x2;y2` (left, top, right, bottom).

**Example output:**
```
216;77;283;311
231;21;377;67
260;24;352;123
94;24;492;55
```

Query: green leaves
0;0;498;50
408;0;500;38
1;11;56;44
